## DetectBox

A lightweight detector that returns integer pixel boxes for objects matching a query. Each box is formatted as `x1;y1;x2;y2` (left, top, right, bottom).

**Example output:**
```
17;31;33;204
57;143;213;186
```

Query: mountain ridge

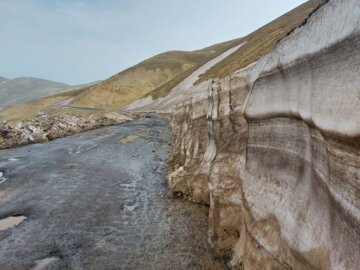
0;77;69;108
69;37;245;110
0;77;100;109
0;0;326;124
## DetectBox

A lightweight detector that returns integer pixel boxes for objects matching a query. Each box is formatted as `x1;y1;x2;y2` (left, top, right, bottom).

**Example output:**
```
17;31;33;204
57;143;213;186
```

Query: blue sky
0;0;307;85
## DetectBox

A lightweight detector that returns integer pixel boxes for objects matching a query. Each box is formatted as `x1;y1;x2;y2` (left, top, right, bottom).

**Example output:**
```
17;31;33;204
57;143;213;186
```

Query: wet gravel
0;116;225;269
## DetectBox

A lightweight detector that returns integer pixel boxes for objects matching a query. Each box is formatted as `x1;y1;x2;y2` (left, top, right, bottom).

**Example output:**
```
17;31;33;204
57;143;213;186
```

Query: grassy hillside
197;0;327;83
0;81;101;124
0;40;243;123
0;0;327;123
70;38;244;109
0;76;8;84
0;89;97;124
0;77;70;108
136;0;326;102
0;37;242;123
0;76;101;109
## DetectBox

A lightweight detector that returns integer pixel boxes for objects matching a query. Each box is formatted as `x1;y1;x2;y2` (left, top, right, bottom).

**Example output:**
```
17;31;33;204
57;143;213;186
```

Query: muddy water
0;117;225;269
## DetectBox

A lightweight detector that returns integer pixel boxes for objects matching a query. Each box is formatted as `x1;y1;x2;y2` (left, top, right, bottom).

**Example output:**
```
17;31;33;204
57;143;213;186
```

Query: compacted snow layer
245;0;360;138
128;0;360;269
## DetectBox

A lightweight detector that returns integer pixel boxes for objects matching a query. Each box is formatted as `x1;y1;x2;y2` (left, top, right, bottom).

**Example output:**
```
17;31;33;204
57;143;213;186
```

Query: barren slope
0;76;8;84
197;0;326;83
0;86;98;124
128;0;326;110
69;39;244;110
1;0;324;122
0;77;70;108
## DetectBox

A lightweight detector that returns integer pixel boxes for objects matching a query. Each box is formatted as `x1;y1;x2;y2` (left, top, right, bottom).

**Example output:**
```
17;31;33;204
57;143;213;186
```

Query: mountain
0;0;324;121
0;77;101;109
0;76;9;84
0;77;70;108
69;39;244;110
0;81;102;124
136;0;325;105
67;0;324;111
0;39;247;123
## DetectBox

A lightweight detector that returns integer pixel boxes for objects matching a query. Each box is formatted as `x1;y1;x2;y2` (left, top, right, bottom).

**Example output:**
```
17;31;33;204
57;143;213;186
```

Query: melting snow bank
0;216;27;231
31;257;59;270
130;0;360;269
0;171;6;184
245;2;360;137
0;112;139;150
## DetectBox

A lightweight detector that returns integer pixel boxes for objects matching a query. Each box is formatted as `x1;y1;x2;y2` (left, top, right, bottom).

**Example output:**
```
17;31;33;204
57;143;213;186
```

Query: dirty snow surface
0;116;224;269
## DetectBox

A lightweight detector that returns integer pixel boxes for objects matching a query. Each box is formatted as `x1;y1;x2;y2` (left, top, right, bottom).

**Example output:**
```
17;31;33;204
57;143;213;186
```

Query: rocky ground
0;116;225;270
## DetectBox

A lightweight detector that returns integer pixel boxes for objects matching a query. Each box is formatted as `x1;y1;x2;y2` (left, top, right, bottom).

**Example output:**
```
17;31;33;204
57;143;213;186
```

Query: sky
0;0;307;85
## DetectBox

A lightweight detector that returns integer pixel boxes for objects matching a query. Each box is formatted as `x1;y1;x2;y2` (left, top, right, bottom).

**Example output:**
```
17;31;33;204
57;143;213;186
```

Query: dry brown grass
197;0;327;83
70;38;245;109
142;38;246;99
0;88;100;124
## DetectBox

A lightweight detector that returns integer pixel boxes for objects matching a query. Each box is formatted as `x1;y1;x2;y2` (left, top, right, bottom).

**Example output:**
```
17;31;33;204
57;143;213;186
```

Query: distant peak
0;76;9;82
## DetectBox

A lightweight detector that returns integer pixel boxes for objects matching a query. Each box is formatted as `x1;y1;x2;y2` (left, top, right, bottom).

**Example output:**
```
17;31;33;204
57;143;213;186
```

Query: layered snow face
244;117;360;269
129;0;360;269
246;34;360;137
237;1;360;268
246;0;360;138
261;0;360;73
